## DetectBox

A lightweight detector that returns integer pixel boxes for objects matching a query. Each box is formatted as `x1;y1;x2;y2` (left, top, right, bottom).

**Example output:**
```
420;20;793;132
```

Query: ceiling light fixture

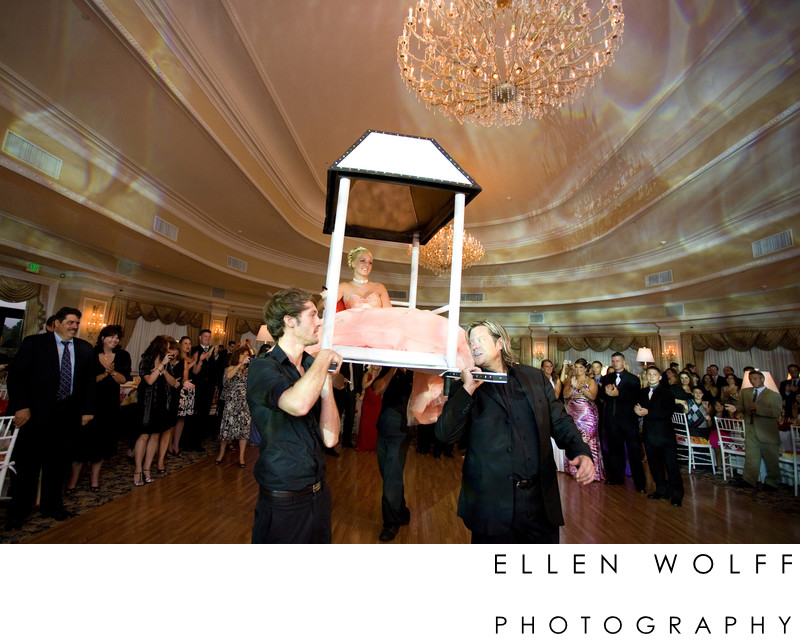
397;0;625;126
409;223;485;275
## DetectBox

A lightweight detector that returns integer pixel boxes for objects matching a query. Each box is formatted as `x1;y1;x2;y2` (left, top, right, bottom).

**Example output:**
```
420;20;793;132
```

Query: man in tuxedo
599;352;647;493
634;366;684;506
5;306;95;529
436;320;594;544
731;370;783;490
779;364;799;413
184;329;221;451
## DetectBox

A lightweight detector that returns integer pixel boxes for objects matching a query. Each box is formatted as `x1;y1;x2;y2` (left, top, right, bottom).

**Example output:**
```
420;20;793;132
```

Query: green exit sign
26;262;40;273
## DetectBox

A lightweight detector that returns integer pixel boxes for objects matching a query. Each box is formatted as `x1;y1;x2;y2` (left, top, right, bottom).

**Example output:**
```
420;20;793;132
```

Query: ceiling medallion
397;0;625;126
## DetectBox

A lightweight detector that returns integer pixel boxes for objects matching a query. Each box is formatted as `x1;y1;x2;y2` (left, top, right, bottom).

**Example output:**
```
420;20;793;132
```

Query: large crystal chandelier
397;0;625;126
409;224;485;275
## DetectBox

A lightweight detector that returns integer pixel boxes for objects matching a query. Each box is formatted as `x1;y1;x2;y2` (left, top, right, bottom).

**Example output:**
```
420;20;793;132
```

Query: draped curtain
221;316;262;345
0;276;46;337
549;334;660;371
117;299;205;347
684;328;800;374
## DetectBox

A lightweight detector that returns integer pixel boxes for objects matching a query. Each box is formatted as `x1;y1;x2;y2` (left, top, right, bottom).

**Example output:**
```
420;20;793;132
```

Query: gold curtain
0;276;45;337
0;276;40;302
689;327;800;368
551;334;660;370
123;299;205;346
106;295;128;327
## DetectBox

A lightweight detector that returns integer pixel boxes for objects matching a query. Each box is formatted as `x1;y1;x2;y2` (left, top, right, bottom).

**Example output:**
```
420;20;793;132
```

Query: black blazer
435;364;590;535
599;369;641;432
8;332;95;426
638;383;678;448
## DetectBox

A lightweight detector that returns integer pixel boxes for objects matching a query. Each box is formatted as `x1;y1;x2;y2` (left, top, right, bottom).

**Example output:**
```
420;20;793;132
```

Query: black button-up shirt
501;366;540;479
246;345;325;491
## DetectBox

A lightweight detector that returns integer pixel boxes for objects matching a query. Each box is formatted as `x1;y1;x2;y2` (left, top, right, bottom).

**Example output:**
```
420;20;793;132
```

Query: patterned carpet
0;436;217;544
690;467;800;514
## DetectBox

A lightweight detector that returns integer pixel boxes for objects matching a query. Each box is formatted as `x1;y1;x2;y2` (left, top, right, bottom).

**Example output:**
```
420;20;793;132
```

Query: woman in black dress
134;335;180;486
66;324;131;494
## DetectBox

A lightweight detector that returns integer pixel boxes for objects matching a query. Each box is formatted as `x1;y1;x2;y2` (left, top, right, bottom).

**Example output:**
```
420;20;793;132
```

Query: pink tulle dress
332;293;474;424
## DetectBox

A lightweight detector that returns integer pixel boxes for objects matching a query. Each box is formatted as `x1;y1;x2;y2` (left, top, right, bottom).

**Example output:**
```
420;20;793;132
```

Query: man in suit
184;328;221;451
731;370;783;490
5;306;95;529
634;366;684;506
779;364;799;413
707;364;724;388
599;352;647;493
436;320;594;544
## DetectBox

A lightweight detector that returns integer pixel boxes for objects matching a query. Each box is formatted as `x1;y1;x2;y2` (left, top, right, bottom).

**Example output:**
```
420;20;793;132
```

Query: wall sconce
211;320;225;342
662;340;678;363
83;298;106;343
533;341;546;361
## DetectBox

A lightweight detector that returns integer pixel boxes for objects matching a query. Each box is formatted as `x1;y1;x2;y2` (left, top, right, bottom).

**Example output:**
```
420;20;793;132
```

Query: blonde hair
347;246;371;269
467;320;518;369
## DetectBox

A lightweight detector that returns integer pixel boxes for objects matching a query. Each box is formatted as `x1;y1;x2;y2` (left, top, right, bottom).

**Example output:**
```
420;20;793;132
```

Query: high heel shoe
238;462;246;468
133;472;144;487
143;469;155;484
214;458;223;465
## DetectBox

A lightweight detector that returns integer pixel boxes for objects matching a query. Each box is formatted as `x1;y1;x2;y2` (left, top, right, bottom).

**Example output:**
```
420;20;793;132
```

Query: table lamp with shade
256;325;274;343
740;370;779;393
636;347;655;367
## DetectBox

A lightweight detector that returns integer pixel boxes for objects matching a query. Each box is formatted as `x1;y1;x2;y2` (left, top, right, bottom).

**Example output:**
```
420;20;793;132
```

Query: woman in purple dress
562;358;605;481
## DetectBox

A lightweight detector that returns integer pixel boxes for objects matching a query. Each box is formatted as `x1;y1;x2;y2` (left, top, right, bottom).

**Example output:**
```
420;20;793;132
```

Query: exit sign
26;262;40;273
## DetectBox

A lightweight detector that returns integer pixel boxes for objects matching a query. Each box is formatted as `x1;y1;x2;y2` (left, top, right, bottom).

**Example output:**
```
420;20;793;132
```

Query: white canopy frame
320;177;466;373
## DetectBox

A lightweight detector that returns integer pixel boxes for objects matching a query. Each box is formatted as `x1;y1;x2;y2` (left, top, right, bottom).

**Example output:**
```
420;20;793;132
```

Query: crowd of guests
3;299;798;540
3;306;258;531
543;356;798;503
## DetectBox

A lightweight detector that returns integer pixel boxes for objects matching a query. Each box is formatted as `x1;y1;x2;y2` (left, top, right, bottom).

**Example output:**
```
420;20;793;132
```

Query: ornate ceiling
0;0;798;332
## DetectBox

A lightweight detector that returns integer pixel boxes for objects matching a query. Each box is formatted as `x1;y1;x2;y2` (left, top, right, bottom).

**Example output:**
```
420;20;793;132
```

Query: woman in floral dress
214;345;254;467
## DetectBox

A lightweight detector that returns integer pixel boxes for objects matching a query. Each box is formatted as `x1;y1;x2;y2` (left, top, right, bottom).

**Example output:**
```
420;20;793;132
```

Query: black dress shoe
671;499;682;507
729;478;754;489
4;517;23;531
637;488;647;494
399;509;411;526
761;483;778;492
647;492;668;500
379;525;399;542
605;480;623;486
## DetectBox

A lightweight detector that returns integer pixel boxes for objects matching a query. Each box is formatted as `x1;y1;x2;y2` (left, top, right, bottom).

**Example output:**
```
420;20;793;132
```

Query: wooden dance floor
25;445;800;544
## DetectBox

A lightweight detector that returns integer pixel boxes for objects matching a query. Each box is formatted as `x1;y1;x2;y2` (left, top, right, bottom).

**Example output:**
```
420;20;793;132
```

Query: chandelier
409;223;485;275
397;0;625;126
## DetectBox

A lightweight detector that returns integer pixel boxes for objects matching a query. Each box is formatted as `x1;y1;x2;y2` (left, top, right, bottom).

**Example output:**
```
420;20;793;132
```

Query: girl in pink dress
329;247;473;424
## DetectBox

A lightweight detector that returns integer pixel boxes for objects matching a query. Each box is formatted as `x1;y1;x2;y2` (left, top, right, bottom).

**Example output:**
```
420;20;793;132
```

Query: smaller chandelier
397;0;625;126
409;224;485;276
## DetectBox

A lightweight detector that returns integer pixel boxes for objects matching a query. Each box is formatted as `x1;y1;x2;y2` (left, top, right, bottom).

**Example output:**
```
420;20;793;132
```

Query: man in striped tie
5;306;95;530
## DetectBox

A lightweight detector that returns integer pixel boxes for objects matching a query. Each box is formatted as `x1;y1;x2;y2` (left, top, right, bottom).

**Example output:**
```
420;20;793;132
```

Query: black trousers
183;383;215;449
251;483;332;544
644;441;684;501
8;399;75;521
604;419;646;490
471;484;559;544
376;408;410;527
333;387;356;447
